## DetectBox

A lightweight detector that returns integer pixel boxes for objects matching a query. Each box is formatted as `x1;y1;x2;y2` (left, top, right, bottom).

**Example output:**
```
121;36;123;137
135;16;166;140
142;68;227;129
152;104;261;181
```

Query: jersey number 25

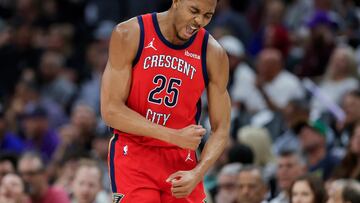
148;74;182;108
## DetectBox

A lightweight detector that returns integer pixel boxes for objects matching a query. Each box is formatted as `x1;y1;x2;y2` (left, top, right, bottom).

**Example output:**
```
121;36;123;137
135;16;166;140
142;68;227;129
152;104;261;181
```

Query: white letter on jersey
146;108;171;126
144;56;151;69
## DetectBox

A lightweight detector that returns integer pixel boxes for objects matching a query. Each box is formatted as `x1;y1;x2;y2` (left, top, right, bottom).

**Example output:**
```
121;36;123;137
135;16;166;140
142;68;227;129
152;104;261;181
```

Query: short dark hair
343;180;360;203
289;174;327;203
239;165;267;183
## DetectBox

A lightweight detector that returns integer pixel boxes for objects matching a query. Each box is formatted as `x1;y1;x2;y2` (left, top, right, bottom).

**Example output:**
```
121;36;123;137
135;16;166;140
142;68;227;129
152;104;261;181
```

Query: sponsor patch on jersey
112;193;124;203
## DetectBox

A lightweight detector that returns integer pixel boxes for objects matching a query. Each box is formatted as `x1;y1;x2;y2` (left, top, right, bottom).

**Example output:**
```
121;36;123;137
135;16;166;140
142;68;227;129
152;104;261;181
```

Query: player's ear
172;0;181;9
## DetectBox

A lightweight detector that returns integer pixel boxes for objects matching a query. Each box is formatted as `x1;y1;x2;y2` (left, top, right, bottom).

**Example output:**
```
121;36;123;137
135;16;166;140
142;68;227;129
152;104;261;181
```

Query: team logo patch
112;193;124;203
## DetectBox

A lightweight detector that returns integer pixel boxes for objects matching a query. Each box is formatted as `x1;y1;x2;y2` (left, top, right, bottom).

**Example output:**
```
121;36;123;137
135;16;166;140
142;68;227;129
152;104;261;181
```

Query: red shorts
108;134;206;203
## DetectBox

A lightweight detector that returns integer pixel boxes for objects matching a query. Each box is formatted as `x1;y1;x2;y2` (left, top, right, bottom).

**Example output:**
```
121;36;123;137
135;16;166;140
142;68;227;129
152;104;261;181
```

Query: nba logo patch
113;193;124;203
123;145;128;155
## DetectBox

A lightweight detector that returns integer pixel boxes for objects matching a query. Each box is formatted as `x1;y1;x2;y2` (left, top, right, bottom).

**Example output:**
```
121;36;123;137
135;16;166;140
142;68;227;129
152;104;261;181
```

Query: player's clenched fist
166;169;202;198
171;125;206;150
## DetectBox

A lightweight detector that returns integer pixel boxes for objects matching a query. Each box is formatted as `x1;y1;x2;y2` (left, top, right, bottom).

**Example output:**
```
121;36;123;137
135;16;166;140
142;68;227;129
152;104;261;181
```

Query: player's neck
156;11;187;45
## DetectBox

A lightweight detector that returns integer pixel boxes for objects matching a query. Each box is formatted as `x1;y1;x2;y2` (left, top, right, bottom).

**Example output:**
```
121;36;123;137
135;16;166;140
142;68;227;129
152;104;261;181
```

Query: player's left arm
195;34;231;180
167;35;231;198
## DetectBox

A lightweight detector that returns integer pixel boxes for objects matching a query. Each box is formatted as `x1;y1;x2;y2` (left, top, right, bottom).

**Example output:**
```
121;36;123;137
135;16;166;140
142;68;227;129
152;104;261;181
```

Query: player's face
173;0;216;41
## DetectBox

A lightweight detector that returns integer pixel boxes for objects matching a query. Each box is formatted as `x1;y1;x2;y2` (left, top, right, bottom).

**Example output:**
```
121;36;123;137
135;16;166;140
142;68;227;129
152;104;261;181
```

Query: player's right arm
100;18;205;149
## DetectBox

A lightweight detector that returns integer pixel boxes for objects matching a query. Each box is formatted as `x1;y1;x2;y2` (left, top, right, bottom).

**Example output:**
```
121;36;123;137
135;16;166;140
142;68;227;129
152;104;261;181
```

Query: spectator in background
337;90;360;145
289;175;326;203
69;103;97;151
0;173;30;203
53;147;90;195
255;48;304;112
249;0;290;57
342;180;360;203
327;179;360;203
311;46;359;120
271;150;306;203
332;121;360;181
296;11;336;77
39;51;76;109
71;159;110;203
237;165;268;203
215;163;242;203
0;103;24;153
217;35;255;110
0;153;17;182
9;73;68;129
18;151;70;203
227;142;254;165
22;105;59;162
91;125;111;192
75;40;108;116
209;0;252;45
237;126;276;181
236;48;304;114
273;99;309;155
298;120;340;180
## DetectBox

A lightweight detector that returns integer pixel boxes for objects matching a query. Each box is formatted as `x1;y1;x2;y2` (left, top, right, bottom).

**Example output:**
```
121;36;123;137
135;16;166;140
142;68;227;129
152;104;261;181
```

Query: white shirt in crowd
232;70;305;112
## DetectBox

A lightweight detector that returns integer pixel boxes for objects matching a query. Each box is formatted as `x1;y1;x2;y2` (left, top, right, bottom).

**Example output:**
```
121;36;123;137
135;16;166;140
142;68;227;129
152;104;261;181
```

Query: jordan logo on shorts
112;193;124;203
145;38;157;50
185;152;193;162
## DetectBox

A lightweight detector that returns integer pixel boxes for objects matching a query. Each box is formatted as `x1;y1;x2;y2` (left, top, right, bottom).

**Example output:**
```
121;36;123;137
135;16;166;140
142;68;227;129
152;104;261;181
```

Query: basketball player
101;0;230;202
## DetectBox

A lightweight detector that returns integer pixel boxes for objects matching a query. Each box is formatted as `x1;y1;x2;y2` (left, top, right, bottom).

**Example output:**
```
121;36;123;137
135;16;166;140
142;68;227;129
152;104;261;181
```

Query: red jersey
112;13;209;147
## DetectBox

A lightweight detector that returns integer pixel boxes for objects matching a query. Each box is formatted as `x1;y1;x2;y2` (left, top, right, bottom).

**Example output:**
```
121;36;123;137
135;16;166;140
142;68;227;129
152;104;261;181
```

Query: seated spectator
271;150;305;203
236;48;304;113
22;105;60;162
273;99;308;155
298;120;340;180
342;180;360;203
332;121;360;181
237;165;269;203
71;159;110;203
289;174;327;203
337;90;360;146
237;126;276;182
0;104;24;154
327;179;360;203
18;151;70;203
217;35;255;108
215;163;242;203
0;153;17;182
311;46;358;119
227;142;254;165
0;173;30;203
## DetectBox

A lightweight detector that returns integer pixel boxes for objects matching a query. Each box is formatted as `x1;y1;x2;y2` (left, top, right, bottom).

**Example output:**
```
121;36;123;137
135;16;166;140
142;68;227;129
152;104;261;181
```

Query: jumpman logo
185;151;193;162
145;38;157;50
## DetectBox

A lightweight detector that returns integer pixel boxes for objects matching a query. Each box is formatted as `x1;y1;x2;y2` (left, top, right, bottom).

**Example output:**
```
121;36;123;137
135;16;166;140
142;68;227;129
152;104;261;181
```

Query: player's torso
118;13;209;147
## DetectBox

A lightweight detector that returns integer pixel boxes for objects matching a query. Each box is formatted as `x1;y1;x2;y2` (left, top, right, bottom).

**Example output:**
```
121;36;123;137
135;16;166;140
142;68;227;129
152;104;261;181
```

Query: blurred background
1;0;360;203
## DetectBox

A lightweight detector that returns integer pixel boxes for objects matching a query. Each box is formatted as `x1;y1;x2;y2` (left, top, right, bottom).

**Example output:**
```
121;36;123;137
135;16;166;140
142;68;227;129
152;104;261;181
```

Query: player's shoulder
112;17;140;44
205;33;228;73
206;33;228;62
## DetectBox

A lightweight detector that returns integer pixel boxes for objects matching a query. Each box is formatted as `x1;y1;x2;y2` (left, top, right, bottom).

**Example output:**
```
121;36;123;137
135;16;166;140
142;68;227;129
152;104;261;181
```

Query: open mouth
185;25;198;37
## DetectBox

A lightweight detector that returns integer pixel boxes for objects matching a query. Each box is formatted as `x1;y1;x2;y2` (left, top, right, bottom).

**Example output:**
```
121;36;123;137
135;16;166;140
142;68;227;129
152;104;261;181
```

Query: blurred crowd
1;0;360;203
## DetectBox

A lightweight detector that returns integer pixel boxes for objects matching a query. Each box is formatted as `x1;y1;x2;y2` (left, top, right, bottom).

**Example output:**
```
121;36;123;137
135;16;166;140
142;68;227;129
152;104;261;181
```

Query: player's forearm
102;103;176;142
194;127;229;176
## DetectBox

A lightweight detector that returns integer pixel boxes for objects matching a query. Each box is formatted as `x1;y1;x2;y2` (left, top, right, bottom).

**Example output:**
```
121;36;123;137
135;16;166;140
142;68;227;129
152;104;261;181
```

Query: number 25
148;75;182;108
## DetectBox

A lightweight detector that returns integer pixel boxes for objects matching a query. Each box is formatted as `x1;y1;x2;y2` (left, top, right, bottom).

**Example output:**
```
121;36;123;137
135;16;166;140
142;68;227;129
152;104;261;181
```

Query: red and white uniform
108;12;209;203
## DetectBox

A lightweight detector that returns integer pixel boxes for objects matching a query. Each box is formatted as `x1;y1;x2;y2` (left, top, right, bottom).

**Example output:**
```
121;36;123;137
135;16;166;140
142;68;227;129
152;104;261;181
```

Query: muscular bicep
206;37;231;132
101;19;139;117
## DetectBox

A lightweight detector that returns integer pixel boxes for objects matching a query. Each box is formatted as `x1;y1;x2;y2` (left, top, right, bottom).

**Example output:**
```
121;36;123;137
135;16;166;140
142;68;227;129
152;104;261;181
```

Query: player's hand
173;125;206;150
166;169;202;198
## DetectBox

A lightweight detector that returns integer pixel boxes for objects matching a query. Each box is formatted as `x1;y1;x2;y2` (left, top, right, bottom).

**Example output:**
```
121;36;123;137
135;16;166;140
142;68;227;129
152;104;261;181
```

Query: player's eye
189;8;198;14
204;14;212;20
